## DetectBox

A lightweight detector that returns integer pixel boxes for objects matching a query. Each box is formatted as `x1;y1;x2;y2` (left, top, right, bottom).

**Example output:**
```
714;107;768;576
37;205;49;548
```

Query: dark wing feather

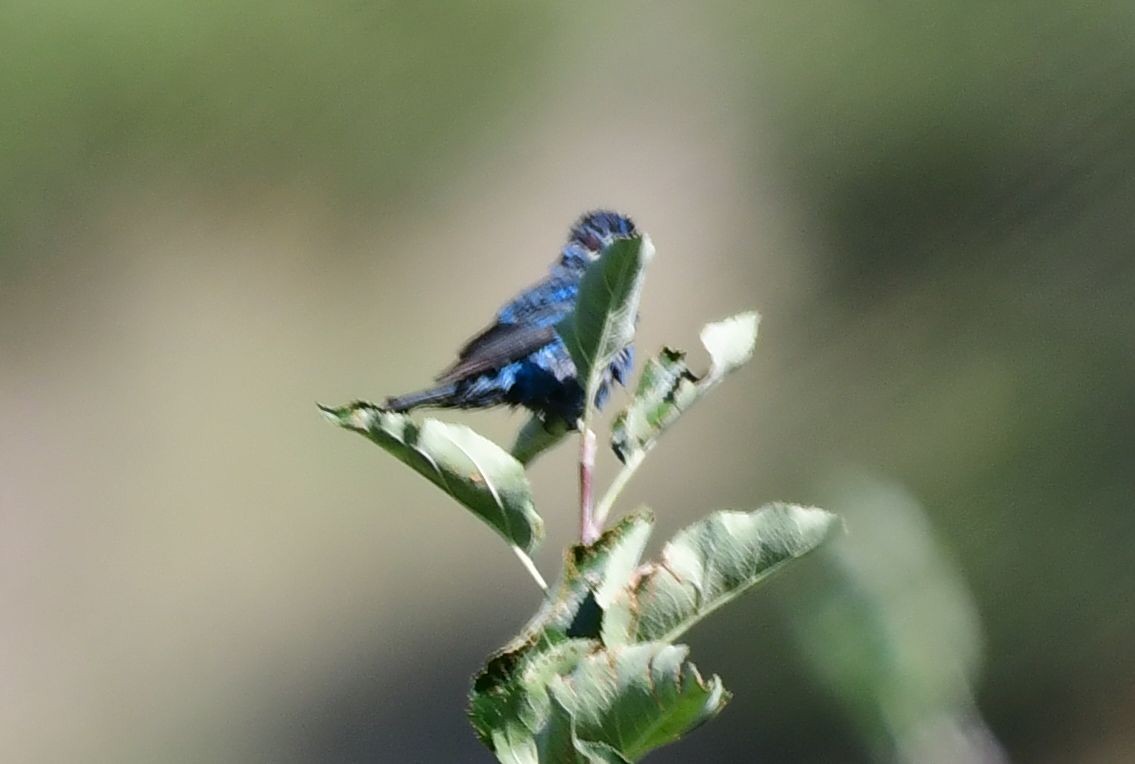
435;322;557;383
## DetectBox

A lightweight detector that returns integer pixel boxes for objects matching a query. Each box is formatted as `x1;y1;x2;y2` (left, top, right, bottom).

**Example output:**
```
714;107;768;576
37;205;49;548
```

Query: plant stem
593;449;645;531
511;546;548;591
579;426;598;544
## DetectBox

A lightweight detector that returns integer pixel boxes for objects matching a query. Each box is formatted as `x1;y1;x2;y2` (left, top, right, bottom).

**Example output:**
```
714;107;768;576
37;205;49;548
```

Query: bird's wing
435;273;578;384
435;321;558;383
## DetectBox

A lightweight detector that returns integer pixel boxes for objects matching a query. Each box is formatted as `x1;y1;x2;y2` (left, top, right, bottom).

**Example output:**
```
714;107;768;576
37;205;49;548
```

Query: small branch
579;426;599;544
511;546;548;591
593;449;645;531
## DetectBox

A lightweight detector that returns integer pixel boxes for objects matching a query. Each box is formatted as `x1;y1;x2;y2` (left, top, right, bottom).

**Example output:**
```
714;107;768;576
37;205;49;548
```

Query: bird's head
560;210;637;267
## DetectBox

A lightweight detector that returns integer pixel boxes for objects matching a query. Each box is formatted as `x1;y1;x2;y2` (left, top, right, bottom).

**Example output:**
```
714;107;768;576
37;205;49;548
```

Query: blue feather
384;211;639;426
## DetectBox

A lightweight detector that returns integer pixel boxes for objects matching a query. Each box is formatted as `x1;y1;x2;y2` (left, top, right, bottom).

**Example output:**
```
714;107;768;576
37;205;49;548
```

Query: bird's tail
384;383;460;412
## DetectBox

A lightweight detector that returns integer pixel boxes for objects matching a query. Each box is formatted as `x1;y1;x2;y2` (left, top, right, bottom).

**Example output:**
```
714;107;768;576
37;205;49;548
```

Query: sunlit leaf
471;504;836;761
469;512;653;752
320;401;543;552
603;504;840;645
541;642;729;761
556;235;654;425
611;311;759;464
609;348;698;464
478;638;598;764
700;311;759;377
491;643;727;764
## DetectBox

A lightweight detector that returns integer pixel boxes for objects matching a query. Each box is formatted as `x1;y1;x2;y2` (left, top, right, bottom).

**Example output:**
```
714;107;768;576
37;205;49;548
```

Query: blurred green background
3;3;1133;762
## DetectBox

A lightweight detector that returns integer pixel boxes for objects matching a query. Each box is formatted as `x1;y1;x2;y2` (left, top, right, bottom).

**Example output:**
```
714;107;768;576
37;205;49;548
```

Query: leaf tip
798;505;844;542
700;311;761;375
638;232;657;263
319;399;386;430
318;402;352;426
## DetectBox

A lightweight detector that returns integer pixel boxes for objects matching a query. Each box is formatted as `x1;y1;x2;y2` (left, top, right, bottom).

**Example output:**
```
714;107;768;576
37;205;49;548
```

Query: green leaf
555;235;654;425
512;415;570;465
609;348;699;465
603;504;840;645
542;642;729;761
527;508;653;642
472;505;832;761
320;401;543;552
469;511;654;752
699;311;759;377
611;312;759;464
494;643;727;764
789;472;995;761
480;638;599;764
536;696;633;763
567;738;632;764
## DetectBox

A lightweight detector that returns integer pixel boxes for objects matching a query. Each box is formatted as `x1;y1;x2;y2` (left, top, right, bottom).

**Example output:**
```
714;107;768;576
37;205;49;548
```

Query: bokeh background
3;3;1133;762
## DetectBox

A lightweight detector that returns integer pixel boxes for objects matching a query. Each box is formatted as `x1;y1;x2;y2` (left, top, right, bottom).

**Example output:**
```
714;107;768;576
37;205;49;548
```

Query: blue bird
384;211;638;427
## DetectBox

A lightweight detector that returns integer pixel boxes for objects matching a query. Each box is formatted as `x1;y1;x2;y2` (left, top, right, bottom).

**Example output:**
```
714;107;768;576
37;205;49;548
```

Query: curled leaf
320;401;543;552
611;311;759;464
486;642;728;764
543;642;729;761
